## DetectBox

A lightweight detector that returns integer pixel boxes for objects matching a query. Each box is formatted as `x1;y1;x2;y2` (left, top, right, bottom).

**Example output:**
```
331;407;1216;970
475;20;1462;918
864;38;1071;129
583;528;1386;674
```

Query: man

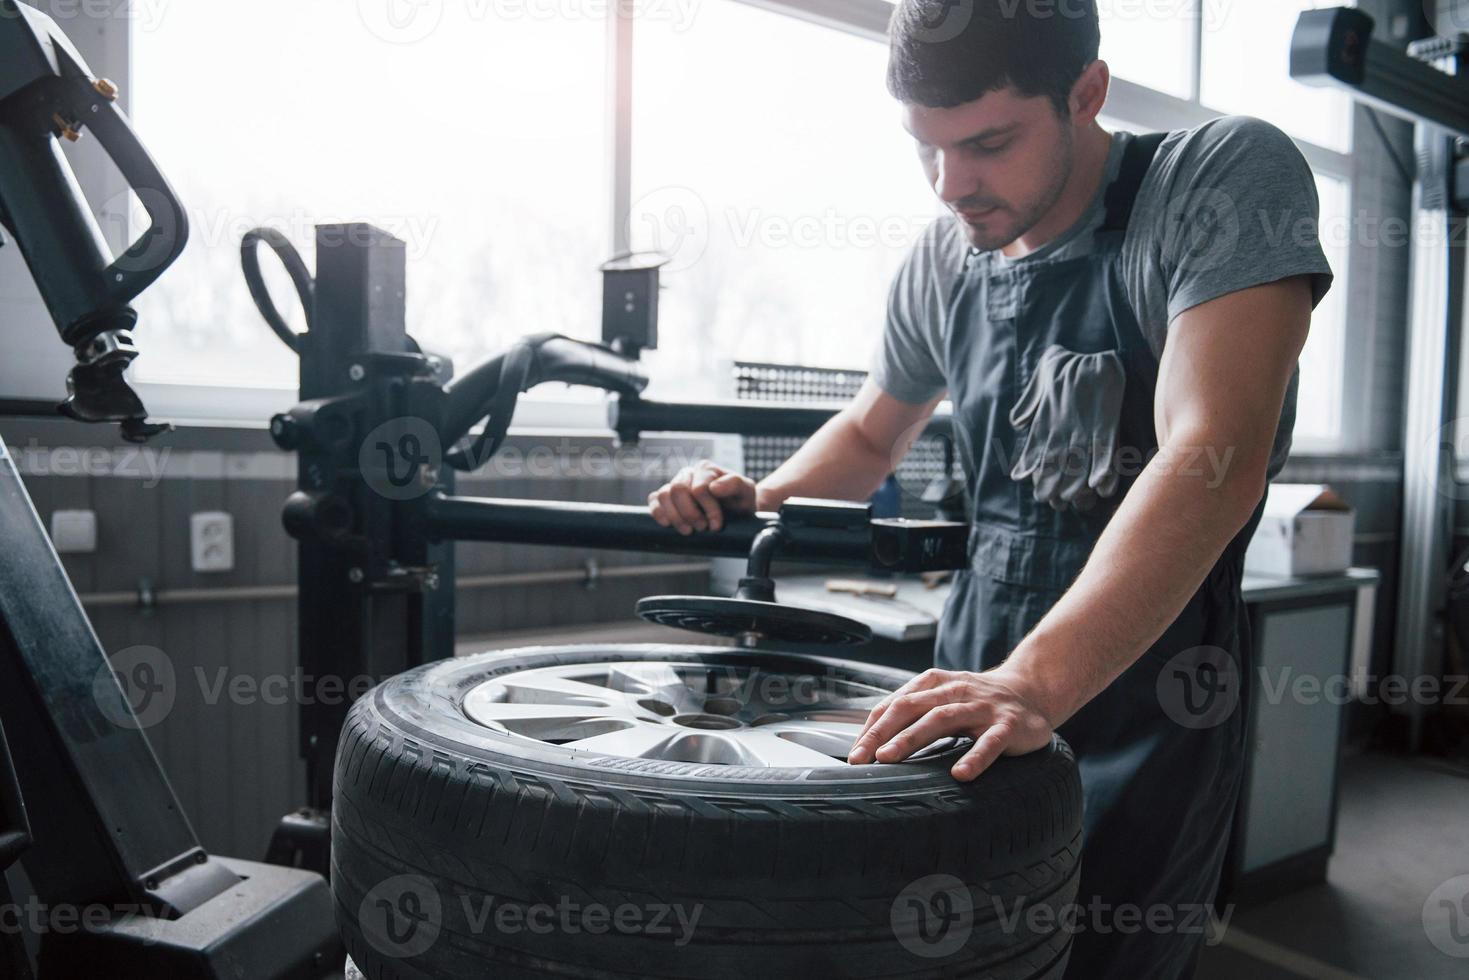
648;1;1331;975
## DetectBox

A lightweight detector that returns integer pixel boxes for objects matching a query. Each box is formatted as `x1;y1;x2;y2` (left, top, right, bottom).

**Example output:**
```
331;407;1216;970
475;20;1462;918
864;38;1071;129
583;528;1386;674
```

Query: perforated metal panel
733;361;963;518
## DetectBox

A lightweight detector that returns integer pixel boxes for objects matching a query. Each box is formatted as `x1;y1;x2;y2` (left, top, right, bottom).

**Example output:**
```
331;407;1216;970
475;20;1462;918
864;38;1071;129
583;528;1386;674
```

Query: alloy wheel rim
462;660;953;768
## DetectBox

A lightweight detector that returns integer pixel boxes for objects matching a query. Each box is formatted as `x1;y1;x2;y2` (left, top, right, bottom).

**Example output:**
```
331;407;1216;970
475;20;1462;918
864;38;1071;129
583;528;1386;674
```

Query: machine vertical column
1394;131;1467;748
293;224;455;812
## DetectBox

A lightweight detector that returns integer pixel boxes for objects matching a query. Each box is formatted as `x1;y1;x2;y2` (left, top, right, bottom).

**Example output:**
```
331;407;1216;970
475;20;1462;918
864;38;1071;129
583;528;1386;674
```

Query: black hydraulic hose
439;333;649;463
733;523;789;602
438;351;507;448
518;333;648;396
744;524;788;581
444;344;533;471
240;227;314;353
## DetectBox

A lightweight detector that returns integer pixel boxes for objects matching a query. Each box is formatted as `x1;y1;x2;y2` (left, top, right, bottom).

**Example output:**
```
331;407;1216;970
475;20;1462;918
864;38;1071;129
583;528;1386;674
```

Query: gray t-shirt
871;115;1334;475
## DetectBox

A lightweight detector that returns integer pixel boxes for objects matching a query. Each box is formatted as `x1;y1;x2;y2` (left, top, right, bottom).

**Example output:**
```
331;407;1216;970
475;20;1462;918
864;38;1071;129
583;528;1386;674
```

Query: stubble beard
960;126;1074;253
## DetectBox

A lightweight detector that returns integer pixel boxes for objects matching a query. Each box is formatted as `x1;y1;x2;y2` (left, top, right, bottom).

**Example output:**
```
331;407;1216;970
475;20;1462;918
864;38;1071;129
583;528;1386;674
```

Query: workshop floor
1198;751;1469;980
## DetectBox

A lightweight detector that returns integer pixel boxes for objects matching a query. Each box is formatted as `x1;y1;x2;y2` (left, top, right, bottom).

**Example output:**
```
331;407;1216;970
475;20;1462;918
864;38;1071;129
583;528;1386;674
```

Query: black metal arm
440;333;648;467
0;0;187;441
423;493;967;573
1290;7;1469;139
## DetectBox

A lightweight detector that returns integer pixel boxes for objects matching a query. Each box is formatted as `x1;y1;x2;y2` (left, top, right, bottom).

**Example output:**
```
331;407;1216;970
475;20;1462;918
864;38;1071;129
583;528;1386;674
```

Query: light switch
190;511;234;573
51;509;97;553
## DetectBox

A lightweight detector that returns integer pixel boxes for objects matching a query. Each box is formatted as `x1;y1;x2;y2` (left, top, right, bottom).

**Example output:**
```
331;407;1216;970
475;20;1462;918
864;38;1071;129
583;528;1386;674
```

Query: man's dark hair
886;0;1100;113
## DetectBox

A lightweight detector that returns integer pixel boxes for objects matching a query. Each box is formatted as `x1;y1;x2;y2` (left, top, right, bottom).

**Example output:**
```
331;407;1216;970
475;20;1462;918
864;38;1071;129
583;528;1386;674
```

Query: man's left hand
847;667;1056;781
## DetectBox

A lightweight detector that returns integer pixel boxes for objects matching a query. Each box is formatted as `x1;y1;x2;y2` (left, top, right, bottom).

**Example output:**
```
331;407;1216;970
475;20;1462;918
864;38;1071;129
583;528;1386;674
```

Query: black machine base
36;857;342;980
265;807;331;873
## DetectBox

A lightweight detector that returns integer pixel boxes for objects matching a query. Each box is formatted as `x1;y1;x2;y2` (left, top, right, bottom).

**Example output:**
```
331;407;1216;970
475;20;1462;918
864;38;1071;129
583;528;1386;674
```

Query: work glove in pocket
1008;344;1127;512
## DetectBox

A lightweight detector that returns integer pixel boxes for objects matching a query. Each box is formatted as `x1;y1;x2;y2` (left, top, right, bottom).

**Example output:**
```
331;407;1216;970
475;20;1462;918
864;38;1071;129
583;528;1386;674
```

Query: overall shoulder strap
1101;131;1167;234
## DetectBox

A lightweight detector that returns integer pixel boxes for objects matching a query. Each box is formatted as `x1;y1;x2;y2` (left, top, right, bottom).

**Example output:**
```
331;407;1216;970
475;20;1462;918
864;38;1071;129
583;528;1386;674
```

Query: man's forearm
755;411;901;510
999;438;1267;726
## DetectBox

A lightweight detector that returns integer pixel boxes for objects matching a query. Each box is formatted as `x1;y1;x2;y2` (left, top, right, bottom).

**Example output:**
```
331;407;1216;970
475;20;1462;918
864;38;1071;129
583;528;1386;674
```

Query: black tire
333;644;1082;979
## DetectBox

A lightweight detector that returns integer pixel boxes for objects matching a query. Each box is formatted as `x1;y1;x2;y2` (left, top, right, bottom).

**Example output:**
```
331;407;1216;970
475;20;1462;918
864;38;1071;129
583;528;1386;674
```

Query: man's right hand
648;461;758;534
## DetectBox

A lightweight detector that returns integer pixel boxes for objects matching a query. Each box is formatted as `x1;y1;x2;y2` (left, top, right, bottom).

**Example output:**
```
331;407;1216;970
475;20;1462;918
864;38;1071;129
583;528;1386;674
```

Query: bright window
630;0;944;399
1293;173;1350;445
1200;0;1353;152
1099;0;1196;98
129;1;606;388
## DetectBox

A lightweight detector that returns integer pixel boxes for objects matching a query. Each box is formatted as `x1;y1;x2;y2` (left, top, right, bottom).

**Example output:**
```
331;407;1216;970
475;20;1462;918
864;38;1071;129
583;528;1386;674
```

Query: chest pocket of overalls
954;250;1154;603
1008;342;1127;513
1009;254;1136;513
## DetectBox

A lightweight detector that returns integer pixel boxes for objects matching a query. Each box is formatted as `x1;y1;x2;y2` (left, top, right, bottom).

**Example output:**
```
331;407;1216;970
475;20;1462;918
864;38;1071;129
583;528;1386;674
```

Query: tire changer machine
242;222;969;877
0;3;970;976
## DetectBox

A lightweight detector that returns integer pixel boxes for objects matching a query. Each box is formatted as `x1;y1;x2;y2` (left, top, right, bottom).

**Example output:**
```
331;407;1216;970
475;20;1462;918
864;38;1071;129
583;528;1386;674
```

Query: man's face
903;87;1074;251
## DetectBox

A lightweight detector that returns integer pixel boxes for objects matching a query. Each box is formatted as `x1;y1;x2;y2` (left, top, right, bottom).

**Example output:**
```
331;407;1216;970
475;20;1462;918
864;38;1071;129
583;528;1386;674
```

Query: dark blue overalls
934;134;1265;978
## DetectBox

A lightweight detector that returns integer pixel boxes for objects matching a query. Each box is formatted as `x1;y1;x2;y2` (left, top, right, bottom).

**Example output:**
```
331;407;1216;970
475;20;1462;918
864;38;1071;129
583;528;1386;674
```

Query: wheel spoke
462;682;641;740
735;731;849;768
497;675;626;707
564;724;679;758
754;719;866;739
603;663;703;713
747;721;863;758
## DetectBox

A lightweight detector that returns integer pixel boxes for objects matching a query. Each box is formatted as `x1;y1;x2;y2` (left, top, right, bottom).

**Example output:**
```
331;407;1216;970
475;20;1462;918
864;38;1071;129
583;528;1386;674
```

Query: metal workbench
775;568;1381;646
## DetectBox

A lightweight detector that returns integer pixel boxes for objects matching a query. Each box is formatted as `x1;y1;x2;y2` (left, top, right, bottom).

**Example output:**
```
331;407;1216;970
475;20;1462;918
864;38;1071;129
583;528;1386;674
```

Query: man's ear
1067;60;1110;126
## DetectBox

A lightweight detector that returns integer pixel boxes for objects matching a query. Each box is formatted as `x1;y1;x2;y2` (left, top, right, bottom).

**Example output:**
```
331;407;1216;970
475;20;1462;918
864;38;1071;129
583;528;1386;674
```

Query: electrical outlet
190;511;234;573
50;509;97;553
